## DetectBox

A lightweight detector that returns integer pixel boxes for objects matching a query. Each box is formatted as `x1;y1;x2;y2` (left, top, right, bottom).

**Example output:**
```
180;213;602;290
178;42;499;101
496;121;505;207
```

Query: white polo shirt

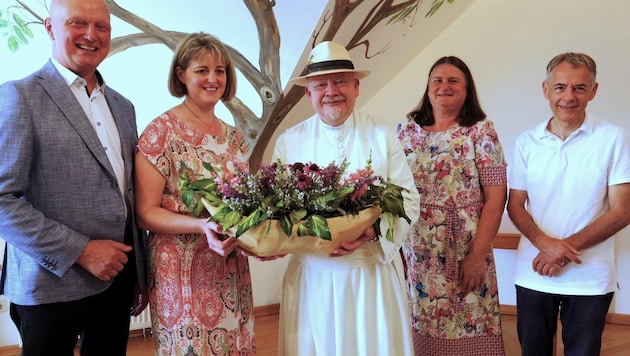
510;113;630;295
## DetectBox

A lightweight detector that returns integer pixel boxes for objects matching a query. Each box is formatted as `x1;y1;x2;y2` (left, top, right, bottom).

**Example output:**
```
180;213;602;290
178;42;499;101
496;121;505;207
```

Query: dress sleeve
474;119;507;186
137;116;171;179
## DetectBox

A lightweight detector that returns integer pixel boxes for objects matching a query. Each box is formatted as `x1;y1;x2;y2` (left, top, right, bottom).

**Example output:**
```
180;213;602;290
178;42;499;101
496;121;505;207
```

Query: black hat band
305;60;354;75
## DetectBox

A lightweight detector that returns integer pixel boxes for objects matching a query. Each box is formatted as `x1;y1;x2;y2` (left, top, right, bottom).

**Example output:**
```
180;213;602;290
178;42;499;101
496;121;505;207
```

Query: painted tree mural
1;0;454;167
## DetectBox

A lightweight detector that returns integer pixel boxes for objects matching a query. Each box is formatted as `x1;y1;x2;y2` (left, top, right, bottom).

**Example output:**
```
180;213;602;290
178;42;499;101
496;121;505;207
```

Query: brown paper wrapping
203;200;381;256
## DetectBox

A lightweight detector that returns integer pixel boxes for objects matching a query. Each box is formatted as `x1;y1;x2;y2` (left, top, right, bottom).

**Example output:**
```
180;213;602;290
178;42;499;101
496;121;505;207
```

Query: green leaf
289;209;307;224
11;13;25;26
7;35;18;52
180;189;196;208
278;214;293;237
222;210;243;230
296;223;313;237
208;204;230;222
20;22;33;38
235;209;262;237
299;215;331;240
10;13;32;38
0;19;8;29
202;192;223;206
13;25;27;45
387;4;417;25
190;200;205;217
186;178;216;191
383;212;396;243
315;186;354;210
426;0;445;17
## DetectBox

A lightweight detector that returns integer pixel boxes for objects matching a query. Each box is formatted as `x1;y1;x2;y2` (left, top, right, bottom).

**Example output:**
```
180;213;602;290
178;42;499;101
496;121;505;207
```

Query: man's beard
322;105;343;123
321;95;346;123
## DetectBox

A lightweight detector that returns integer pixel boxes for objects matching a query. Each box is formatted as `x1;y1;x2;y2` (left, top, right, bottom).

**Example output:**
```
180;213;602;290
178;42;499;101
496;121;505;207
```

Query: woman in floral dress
398;56;507;356
135;33;255;355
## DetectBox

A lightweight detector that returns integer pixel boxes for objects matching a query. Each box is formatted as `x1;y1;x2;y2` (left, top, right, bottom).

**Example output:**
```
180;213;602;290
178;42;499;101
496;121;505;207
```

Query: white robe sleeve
368;125;420;264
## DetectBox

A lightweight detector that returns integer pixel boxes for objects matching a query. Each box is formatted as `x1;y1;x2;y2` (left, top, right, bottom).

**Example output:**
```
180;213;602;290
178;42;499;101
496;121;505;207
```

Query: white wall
361;0;630;313
4;0;630;348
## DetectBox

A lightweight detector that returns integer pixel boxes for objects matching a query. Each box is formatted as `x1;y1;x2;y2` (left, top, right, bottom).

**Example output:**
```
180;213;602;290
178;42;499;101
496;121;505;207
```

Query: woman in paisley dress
397;56;507;356
135;33;255;355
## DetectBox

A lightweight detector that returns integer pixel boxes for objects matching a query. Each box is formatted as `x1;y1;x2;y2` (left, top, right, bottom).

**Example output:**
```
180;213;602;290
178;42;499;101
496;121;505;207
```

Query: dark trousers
10;264;134;356
516;285;614;356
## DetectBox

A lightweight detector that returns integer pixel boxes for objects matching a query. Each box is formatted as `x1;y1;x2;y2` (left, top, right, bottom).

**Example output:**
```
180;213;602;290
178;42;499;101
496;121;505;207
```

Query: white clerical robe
272;111;420;356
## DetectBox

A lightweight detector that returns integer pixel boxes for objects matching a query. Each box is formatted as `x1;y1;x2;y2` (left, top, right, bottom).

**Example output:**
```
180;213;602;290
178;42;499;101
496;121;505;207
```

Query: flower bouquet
179;156;411;256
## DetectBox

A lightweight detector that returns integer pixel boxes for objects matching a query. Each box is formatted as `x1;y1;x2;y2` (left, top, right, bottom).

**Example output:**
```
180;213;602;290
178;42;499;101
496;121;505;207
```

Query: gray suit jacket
0;60;146;305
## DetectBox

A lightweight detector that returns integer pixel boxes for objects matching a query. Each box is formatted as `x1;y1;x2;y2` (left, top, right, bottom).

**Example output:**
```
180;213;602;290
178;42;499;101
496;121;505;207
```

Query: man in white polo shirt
507;52;630;356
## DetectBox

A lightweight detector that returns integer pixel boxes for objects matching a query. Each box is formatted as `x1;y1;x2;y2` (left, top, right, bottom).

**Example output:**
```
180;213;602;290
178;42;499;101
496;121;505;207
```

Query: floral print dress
137;111;255;356
397;119;507;356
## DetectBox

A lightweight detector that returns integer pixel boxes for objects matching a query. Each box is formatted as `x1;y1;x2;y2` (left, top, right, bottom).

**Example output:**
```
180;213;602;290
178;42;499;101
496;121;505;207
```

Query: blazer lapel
37;61;117;181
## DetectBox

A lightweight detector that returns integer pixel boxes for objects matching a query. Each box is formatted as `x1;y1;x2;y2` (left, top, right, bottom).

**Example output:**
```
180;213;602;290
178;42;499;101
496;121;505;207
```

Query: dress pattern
397;119;506;355
137;111;255;356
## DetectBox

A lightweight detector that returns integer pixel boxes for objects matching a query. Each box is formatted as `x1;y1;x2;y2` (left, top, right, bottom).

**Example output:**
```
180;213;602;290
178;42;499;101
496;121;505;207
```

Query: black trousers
516;285;614;356
10;263;134;356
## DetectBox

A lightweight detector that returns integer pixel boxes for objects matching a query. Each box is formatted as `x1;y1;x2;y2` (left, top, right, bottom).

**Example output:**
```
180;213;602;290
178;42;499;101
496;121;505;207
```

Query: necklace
183;100;223;136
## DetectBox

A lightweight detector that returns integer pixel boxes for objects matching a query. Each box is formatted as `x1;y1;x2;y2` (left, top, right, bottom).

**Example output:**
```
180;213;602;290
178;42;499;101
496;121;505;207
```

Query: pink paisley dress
137;111;255;356
397;119;507;356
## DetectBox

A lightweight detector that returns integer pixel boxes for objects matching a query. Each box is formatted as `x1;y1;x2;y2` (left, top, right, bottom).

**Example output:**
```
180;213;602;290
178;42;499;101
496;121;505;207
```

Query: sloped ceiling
268;0;476;160
290;0;476;106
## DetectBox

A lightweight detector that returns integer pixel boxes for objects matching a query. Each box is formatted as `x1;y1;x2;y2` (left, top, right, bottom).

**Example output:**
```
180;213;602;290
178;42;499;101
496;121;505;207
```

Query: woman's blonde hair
167;32;236;100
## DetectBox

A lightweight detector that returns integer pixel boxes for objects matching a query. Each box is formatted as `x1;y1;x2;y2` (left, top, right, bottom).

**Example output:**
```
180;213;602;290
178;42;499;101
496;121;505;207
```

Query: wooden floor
2;312;629;355
120;313;630;356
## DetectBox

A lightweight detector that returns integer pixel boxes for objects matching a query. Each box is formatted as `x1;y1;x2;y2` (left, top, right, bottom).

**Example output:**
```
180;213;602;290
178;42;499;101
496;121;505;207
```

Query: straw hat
289;41;371;87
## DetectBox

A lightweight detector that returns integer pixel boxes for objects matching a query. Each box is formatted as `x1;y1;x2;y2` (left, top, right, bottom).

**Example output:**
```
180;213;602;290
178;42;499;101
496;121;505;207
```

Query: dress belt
421;200;483;282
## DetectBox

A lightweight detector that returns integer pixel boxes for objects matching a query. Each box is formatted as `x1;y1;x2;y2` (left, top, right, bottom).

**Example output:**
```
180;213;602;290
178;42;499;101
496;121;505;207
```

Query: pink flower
295;173;312;190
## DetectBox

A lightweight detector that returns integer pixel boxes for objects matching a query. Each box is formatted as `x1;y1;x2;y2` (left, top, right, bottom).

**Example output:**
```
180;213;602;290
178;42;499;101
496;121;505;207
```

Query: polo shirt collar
536;112;594;140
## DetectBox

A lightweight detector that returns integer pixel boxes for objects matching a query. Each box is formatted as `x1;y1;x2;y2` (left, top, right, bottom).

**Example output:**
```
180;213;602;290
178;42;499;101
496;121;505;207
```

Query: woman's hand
459;253;486;294
202;220;239;257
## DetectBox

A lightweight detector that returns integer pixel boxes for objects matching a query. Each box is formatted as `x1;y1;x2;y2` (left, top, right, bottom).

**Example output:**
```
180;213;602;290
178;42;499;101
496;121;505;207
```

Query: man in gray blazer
0;0;146;354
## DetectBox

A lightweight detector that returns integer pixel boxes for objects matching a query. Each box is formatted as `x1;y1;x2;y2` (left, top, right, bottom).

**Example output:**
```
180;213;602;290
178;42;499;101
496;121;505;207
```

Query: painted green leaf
20;22;33;38
11;13;25;26
426;0;445;17
8;35;19;53
387;4;417;25
0;19;8;29
13;25;27;44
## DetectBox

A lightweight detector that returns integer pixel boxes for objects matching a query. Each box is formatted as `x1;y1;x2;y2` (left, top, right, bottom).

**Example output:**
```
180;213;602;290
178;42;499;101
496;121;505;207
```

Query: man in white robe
272;41;420;356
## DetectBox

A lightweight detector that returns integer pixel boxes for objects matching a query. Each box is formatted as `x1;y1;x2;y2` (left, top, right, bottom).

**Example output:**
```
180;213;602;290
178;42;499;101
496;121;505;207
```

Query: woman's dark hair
407;56;486;127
